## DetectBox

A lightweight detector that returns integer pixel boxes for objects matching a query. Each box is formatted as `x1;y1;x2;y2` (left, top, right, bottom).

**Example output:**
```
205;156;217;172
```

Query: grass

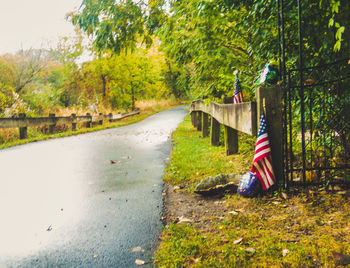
155;114;350;267
0;99;181;150
163;115;256;192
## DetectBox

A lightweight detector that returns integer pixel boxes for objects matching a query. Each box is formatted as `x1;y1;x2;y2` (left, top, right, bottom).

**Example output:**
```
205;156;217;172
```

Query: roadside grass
156;114;350;267
163;115;255;192
0;99;180;150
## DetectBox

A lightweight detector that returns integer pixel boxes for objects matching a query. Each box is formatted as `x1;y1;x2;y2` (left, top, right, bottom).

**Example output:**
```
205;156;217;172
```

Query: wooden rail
0;109;140;139
190;86;284;183
190;102;257;136
190;101;257;156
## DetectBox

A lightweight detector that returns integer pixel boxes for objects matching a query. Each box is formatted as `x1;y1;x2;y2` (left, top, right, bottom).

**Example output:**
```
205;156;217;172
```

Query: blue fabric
237;172;262;197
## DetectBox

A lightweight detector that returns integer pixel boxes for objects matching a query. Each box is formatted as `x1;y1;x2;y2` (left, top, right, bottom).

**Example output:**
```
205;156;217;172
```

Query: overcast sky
0;0;83;55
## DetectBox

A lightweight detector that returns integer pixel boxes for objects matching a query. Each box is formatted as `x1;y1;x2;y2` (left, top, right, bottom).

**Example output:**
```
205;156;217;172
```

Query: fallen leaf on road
110;160;121;164
129;246;144;253
135;259;145;265
46;225;52;231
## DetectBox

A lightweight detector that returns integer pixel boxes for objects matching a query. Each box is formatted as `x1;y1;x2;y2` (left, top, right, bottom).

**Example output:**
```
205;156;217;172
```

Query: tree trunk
101;75;107;100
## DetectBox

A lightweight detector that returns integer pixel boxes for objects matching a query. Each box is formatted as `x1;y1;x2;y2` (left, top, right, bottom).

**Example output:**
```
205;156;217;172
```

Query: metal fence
278;0;350;187
284;59;350;187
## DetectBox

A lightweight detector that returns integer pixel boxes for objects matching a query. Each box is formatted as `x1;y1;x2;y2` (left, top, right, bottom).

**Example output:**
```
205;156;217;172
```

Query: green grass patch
163;114;255;191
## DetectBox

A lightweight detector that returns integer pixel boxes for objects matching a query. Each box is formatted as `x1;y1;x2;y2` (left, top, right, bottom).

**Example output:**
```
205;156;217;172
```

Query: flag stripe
251;111;276;190
254;148;271;162
263;158;275;186
254;162;269;190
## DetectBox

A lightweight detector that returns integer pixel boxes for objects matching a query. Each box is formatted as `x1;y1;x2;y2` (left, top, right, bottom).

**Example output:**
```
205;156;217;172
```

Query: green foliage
70;0;157;54
327;0;348;52
0;83;15;114
156;0;285;99
68;0;349;102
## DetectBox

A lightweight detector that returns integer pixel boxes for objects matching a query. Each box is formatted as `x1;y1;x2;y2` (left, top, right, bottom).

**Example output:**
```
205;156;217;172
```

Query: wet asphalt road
0;106;187;267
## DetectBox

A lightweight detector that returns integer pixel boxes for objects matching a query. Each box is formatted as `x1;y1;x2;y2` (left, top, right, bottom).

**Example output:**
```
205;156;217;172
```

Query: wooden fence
0;109;140;140
190;86;284;182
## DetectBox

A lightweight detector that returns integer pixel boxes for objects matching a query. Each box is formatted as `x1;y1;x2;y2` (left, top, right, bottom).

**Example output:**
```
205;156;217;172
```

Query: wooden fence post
224;126;238;155
193;111;199;129
99;113;103;125
191;112;195;127
196;112;202;131
71;113;77;131
49;113;56;134
202;113;209;138
19;113;27;139
256;86;283;184
210;117;220;146
86;113;91;128
109;113;113;123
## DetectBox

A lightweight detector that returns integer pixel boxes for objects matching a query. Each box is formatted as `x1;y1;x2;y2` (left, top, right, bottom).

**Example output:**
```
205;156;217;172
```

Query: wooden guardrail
0;109;140;140
190;101;257;157
190;102;257;136
190;86;284;183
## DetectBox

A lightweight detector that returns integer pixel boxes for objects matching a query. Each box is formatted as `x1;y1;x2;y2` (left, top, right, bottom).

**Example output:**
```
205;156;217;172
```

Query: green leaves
327;0;348;52
71;0;149;54
328;18;334;27
334;26;345;51
68;0;349;100
331;0;340;13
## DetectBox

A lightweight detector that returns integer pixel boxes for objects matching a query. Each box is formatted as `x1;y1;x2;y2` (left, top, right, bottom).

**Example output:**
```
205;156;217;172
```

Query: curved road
0;106;187;267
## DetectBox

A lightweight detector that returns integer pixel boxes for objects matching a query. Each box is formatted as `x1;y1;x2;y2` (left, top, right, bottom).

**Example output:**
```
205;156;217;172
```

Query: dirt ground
162;182;350;232
162;184;233;231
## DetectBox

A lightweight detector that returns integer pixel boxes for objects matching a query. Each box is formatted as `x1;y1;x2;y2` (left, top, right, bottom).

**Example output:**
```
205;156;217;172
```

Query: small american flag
251;111;276;190
233;73;244;103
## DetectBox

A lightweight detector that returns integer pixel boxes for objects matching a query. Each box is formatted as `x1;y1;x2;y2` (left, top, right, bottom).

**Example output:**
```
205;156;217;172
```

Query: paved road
0;106;187;267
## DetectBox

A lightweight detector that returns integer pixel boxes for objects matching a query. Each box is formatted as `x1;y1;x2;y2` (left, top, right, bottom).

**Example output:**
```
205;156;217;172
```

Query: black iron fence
283;58;350;187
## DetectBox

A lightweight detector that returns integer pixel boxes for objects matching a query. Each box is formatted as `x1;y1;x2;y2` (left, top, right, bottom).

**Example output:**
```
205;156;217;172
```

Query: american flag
251;111;276;190
233;73;244;103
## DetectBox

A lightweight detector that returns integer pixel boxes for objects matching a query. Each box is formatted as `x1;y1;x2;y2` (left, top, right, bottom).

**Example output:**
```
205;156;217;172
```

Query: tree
70;0;349;101
0;49;53;94
69;0;164;54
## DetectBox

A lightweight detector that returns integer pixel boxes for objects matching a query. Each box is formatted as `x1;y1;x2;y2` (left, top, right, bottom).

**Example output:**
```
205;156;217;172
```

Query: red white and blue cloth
233;73;244;104
251;111;276;190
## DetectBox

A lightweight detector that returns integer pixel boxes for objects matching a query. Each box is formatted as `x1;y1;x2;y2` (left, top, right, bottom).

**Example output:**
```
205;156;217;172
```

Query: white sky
0;0;83;55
